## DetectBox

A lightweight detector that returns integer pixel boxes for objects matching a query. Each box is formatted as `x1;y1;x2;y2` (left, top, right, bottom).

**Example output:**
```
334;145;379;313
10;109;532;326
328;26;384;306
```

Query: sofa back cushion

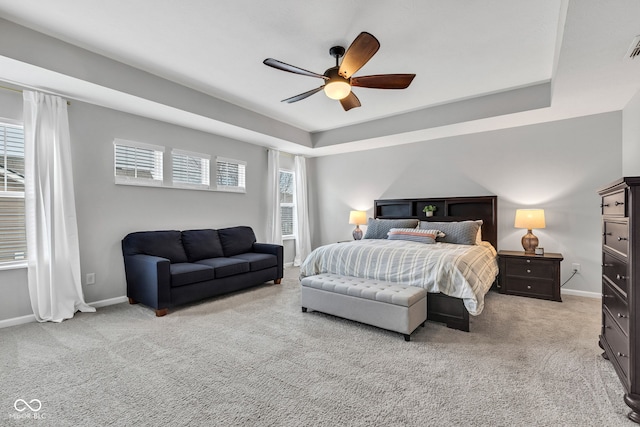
122;230;188;263
217;226;257;257
181;229;225;262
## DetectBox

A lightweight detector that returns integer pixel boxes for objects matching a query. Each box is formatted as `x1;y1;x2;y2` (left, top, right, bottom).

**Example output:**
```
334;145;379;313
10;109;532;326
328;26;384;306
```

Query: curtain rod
0;84;71;105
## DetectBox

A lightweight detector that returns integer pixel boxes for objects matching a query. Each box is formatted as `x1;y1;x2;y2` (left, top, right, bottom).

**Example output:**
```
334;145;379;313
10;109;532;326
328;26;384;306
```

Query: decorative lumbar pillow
418;220;482;245
363;218;420;239
387;228;445;244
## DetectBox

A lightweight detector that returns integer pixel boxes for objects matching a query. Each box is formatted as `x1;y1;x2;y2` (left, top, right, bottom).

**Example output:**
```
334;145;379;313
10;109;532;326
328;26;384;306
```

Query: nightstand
497;250;564;301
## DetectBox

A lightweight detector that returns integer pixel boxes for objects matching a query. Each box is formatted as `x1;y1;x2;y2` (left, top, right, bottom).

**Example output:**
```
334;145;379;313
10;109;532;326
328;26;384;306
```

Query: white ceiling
0;0;639;156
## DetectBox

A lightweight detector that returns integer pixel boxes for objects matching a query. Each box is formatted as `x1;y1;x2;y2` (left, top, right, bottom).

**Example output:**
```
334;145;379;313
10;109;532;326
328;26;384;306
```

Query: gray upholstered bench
300;273;427;341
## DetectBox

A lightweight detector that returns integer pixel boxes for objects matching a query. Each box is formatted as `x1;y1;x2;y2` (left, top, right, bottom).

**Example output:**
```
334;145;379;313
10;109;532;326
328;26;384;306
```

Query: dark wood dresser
598;177;640;423
497;251;563;301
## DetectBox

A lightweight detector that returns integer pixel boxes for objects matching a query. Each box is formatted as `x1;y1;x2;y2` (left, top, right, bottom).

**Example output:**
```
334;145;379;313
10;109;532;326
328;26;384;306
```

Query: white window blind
0;122;26;265
279;170;295;238
216;157;246;193
172;149;210;189
114;139;164;186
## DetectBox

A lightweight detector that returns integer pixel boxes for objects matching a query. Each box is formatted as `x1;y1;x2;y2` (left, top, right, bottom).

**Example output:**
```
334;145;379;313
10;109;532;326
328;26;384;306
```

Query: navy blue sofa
122;226;283;316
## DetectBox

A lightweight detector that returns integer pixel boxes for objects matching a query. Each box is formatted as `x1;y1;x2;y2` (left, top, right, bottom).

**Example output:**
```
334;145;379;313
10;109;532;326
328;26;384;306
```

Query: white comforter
299;239;498;315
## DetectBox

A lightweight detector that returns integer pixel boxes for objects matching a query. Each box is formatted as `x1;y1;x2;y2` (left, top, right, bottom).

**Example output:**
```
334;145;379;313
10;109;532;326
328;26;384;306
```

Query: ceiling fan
263;32;416;111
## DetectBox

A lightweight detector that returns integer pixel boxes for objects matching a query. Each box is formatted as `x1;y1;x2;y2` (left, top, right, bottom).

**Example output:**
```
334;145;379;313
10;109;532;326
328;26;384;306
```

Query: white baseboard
0;314;37;329
0;295;128;329
89;296;128;308
561;288;601;299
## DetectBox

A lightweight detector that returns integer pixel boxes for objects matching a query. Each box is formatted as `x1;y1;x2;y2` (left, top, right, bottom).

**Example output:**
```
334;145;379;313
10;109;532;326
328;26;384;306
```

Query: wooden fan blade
338;32;380;79
351;74;416;89
340;91;361;111
282;86;324;103
264;58;328;80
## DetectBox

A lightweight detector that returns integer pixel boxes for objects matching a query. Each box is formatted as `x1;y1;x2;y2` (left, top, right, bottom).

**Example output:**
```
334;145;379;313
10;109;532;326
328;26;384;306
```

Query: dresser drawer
505;278;554;299
504;258;555;280
603;280;629;336
603;310;630;381
603;219;629;257
602;251;628;296
601;190;626;217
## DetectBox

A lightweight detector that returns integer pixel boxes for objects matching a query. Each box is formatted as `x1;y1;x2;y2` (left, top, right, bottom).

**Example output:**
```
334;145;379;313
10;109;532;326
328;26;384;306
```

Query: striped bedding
299;239;498;315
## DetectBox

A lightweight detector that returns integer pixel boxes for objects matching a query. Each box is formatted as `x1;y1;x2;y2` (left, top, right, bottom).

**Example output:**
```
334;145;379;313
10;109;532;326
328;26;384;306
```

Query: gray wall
308;112;623;295
623;89;640;176
0;90;298;322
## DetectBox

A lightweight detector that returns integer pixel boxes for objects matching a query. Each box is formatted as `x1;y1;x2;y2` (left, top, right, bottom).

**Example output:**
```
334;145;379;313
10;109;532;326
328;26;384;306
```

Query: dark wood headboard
373;196;498;248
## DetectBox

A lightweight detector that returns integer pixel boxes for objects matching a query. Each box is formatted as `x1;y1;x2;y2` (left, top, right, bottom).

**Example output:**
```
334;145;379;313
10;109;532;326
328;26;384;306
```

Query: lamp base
521;229;539;254
353;225;363;240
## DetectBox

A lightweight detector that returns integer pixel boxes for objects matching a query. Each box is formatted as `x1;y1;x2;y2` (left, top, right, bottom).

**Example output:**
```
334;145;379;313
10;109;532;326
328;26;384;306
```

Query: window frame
0;118;27;269
171;148;211;190
113;138;165;187
215;156;246;193
279;169;296;240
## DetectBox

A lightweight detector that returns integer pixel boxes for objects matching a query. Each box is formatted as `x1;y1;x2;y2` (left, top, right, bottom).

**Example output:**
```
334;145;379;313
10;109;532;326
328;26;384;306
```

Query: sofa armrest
253;243;284;279
123;254;171;310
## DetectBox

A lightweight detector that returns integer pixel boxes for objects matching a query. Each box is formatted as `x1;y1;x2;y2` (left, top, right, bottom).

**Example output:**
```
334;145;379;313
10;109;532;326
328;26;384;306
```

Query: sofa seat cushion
170;263;215;288
195;257;250;278
230;253;278;272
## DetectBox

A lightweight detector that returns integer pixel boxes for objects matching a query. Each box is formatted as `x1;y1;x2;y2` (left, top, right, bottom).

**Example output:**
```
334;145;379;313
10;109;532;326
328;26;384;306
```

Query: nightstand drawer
602;251;628;296
505;258;554;280
603;280;629;336
505;278;554;299
603;310;629;381
601;190;626;217
603;219;629;257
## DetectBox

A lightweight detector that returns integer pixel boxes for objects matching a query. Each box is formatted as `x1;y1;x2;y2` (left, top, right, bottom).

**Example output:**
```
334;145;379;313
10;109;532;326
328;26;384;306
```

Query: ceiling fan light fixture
324;80;351;100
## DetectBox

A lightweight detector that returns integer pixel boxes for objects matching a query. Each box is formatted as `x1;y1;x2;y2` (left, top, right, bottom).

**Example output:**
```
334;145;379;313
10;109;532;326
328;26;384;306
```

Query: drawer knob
618;352;628;358
602;263;614;267
603;232;612;236
527;285;532;289
616;274;627;280
526;259;531;263
601;203;610;208
617;236;628;241
615;201;624;206
526;269;531;273
618;313;627;318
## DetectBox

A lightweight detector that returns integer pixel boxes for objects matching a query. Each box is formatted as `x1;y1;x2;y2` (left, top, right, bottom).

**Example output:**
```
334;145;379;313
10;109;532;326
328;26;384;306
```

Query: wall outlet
571;263;581;273
86;273;96;285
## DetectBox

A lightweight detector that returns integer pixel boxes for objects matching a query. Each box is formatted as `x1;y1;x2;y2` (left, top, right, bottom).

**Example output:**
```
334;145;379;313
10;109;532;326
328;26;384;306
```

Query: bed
299;196;499;332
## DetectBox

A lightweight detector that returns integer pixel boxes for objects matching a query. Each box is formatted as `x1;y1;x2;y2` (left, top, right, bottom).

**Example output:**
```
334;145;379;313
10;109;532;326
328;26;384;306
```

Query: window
0;121;26;266
172;149;210;189
279;170;295;239
114;139;164;186
216;157;246;193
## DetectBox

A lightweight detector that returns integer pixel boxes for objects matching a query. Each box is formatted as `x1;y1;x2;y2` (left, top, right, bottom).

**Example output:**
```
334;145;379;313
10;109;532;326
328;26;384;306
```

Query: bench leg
403;334;411;342
420;321;426;327
155;308;168;317
301;307;307;313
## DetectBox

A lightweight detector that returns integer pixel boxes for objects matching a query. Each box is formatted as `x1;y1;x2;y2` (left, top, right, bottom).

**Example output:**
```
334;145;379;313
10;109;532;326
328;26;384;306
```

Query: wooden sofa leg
155;308;168;317
274;278;282;284
128;298;138;305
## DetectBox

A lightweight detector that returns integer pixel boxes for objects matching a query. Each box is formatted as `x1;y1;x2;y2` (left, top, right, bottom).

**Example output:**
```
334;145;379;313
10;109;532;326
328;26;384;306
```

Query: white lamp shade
349;210;367;225
514;209;546;229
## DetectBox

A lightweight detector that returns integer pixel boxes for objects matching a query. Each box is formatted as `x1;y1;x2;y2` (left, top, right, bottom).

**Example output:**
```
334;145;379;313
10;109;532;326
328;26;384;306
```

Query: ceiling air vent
625;35;640;60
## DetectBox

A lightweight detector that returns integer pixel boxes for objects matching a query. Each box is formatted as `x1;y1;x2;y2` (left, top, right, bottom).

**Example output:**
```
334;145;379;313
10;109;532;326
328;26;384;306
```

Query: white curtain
266;149;282;245
293;155;311;266
23;91;95;322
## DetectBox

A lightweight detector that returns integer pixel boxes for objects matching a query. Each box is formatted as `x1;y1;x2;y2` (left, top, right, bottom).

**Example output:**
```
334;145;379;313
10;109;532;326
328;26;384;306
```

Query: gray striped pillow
387;228;445;244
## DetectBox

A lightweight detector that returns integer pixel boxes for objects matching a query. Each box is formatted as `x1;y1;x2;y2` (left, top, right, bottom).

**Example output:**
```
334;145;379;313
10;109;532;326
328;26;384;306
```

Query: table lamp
514;209;545;254
349;210;367;240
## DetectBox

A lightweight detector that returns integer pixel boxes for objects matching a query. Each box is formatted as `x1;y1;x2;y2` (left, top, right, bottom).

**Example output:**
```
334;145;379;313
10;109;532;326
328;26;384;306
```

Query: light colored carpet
0;267;634;426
